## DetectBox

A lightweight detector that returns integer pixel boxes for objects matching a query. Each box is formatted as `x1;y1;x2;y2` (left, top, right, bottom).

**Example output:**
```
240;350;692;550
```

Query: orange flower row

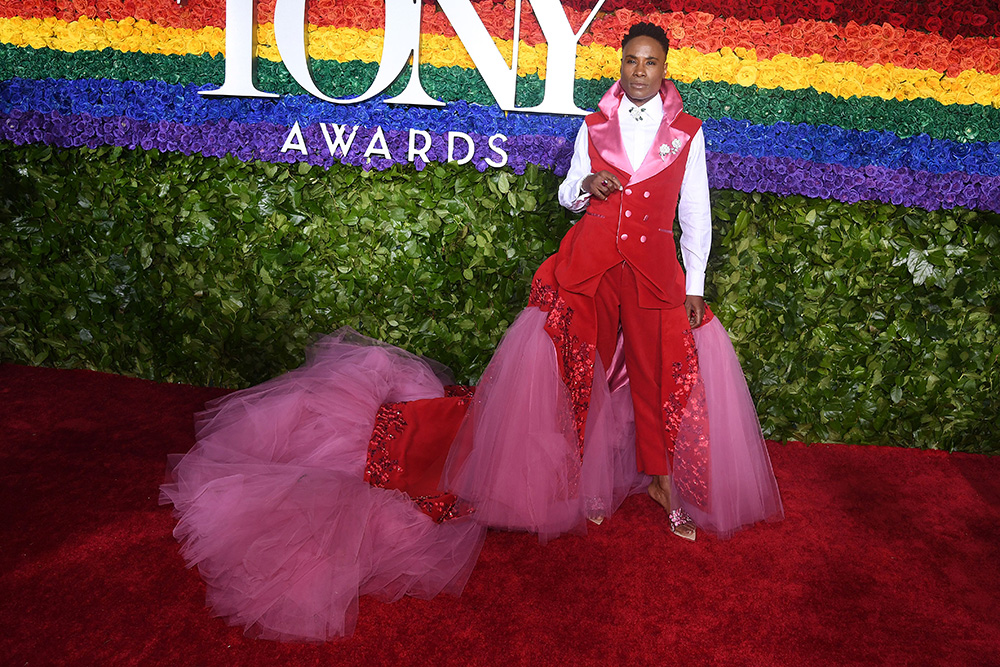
658;14;1000;78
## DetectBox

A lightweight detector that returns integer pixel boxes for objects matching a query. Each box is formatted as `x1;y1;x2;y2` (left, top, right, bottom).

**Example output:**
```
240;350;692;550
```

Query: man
553;22;712;540
160;30;776;642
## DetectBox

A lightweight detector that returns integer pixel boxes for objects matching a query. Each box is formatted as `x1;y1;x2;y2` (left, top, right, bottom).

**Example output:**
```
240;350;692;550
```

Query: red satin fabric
364;391;475;522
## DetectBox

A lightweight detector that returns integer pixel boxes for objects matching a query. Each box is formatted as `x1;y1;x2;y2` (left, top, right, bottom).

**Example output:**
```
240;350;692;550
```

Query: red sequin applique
364;402;406;488
665;329;711;509
662;329;700;445
410;494;473;523
444;385;476;400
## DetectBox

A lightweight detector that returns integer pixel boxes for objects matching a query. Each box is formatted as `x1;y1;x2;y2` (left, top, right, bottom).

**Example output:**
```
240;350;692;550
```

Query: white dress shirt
557;96;713;297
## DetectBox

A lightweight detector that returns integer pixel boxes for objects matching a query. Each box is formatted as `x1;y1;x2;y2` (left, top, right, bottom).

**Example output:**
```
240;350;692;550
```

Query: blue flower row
0;77;582;141
705;118;1000;178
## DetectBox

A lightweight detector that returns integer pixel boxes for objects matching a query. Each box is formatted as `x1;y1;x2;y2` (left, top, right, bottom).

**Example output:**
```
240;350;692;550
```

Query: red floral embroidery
662;328;700;445
529;279;595;458
672;378;711;509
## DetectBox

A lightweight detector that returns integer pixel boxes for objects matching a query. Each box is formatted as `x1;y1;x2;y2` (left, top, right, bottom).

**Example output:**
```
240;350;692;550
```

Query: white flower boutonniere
659;138;684;160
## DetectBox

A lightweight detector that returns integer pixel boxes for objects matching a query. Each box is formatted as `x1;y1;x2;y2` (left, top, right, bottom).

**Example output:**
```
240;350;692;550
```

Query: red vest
553;106;702;309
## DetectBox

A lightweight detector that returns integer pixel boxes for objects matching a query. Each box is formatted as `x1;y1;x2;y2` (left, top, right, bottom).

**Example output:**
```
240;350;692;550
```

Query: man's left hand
685;295;705;329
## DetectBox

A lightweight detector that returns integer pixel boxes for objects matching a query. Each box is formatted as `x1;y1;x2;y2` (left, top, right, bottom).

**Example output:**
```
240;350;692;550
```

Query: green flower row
2;44;998;144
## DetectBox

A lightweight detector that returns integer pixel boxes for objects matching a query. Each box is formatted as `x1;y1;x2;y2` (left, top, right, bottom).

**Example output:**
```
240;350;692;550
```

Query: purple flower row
708;153;1000;211
2;109;997;212
6;78;998;178
0;108;572;175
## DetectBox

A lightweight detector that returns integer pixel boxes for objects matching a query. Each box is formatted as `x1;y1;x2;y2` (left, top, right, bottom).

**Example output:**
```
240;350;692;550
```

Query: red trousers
592;262;693;476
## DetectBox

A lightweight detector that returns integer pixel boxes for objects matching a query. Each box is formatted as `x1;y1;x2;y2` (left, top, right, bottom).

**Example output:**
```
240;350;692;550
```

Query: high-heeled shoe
668;508;697;541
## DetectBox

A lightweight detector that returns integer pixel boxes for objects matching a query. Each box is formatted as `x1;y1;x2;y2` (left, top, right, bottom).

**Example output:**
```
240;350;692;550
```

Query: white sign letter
200;0;279;98
447;131;475;165
523;0;605;115
281;121;308;154
486;133;508;168
408;129;433;163
365;127;393;159
321;123;359;157
437;0;521;109
436;0;605;114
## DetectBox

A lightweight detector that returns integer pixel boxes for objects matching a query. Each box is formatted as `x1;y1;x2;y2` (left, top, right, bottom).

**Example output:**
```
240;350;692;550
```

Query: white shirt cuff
561;175;591;212
685;273;705;297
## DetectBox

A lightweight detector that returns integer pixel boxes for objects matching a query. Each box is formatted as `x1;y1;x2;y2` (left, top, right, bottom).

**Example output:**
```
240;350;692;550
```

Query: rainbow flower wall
1;0;999;211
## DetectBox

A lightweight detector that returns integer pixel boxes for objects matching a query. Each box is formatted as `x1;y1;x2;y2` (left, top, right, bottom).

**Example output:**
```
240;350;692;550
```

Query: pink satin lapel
588;81;633;177
589;80;691;186
631;81;691;185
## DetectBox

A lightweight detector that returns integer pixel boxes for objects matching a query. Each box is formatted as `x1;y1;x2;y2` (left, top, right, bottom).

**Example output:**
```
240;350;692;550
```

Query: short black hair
622;22;670;57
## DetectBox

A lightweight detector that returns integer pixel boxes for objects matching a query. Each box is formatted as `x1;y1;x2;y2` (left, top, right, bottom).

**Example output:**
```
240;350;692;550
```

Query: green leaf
906;247;938;285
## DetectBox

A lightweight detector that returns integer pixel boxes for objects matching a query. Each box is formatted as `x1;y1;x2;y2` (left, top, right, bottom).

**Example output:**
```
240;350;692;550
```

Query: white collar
621;96;662;124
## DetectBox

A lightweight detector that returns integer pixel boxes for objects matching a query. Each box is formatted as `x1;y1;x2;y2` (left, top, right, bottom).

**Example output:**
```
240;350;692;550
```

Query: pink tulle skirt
441;308;783;541
441;307;648;542
161;311;782;641
681;316;784;538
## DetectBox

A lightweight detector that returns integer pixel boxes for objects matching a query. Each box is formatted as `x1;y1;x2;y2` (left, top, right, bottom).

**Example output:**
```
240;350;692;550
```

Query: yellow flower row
2;16;998;107
668;47;1000;107
2;16;226;57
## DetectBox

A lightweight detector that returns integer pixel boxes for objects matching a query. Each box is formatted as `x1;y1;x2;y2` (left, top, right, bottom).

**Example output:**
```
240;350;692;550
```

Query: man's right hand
582;171;623;200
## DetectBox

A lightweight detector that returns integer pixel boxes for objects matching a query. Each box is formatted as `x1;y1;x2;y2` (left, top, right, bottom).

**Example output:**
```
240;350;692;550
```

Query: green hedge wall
1;143;997;452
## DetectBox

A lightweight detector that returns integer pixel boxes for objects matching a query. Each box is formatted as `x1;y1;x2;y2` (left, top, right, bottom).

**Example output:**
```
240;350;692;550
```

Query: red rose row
554;0;999;41
6;0;1000;41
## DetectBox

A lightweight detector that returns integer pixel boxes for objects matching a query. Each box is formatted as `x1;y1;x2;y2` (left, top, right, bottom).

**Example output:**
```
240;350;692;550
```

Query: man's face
619;35;667;105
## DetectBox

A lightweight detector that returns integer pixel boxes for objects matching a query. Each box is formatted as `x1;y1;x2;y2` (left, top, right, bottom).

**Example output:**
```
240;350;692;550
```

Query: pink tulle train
441;308;783;541
160;333;486;642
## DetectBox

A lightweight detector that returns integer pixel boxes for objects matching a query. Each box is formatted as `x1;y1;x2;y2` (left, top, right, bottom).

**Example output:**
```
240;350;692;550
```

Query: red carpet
1;363;998;666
